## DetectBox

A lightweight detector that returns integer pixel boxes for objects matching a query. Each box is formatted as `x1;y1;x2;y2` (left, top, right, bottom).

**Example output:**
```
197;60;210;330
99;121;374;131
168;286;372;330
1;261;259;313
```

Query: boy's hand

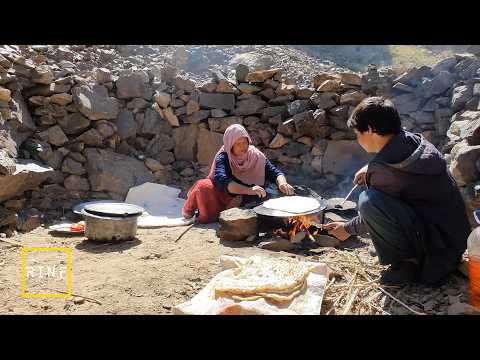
322;222;350;241
354;164;369;186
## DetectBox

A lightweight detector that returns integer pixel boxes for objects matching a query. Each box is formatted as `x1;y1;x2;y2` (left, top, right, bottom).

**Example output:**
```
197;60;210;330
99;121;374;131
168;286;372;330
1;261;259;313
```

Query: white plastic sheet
125;182;194;227
174;255;329;315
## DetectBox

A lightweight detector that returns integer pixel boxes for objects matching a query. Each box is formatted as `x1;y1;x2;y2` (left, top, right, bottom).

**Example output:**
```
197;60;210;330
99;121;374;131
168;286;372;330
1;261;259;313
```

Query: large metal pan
253;196;328;218
82;202;144;218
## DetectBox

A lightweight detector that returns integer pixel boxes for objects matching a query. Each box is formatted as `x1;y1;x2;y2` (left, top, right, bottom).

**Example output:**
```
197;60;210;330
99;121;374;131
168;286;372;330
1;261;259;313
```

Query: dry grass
387;45;453;73
313;246;428;315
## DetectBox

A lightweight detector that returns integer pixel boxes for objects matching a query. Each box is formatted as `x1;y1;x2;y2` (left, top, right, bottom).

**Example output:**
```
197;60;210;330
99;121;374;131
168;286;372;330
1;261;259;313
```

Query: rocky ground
0;225;476;315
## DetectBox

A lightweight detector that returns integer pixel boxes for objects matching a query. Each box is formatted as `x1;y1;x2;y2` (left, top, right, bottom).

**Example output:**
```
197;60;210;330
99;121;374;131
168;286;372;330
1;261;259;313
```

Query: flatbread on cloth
262;196;320;214
214;255;314;298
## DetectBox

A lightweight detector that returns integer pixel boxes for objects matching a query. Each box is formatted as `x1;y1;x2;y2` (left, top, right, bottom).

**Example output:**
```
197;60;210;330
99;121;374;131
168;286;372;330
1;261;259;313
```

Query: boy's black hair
347;96;402;135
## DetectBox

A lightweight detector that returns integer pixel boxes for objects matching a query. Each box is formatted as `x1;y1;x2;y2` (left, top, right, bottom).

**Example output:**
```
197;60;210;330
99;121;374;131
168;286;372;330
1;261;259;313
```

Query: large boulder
449;143;480;186
0;159;53;202
72;84;120;120
197;128;223;166
116;69;152;100
217;208;258;241
84;148;154;198
322;140;372;177
420;71;456;99
173;124;199;161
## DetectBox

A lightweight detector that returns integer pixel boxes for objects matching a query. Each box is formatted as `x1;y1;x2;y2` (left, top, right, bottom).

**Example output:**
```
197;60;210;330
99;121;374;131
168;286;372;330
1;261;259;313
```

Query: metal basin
84;212;140;242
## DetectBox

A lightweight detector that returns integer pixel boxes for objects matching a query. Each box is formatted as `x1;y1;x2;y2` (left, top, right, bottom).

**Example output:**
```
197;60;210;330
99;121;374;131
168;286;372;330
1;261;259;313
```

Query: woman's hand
322;222;350;241
353;164;369;186
279;182;295;195
250;185;267;198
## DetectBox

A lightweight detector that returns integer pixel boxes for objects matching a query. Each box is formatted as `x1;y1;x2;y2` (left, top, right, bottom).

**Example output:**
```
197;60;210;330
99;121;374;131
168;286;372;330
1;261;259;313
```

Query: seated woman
183;124;295;223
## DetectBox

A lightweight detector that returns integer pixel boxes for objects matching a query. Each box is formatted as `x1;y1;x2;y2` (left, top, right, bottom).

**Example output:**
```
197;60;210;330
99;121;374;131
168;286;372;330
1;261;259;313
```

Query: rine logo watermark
20;247;72;299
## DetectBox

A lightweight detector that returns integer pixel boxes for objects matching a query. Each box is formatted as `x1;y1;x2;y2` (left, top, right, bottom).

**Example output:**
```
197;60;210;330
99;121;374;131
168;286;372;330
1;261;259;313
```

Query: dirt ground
0;223;474;315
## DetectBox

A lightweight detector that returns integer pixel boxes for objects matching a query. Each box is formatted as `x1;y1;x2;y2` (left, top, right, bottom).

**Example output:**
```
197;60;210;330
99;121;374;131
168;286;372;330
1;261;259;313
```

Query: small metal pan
326;197;357;211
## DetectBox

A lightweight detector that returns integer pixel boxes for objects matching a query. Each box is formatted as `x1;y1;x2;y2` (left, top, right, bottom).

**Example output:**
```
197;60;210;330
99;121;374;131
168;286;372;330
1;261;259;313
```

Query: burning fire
273;215;322;242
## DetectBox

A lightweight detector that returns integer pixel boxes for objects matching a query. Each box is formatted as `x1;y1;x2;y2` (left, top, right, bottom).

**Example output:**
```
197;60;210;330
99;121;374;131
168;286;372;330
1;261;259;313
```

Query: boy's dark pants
358;188;423;266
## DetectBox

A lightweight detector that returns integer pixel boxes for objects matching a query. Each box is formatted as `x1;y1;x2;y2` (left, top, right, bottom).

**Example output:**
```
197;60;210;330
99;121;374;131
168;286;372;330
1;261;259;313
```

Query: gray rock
262;106;287;120
391;93;421;114
208;116;243;133
95;68;112;84
64;174;90;191
31;65;54;85
314;234;341;247
95;120;117;139
392;82;415;93
217;208;258;241
421;71;456;99
68;152;86;163
38;125;68;146
145;134;175;157
449;143;480;186
455;58;480;80
329;105;350;130
61;157;85;176
127;98;149;110
72;84;120;120
141;107;172;135
199;93;235;110
183;109;210;124
422;97;440;112
116;69;152;100
339;90;367;106
452;85;473;112
173;124;199;161
310;92;338;109
465;96;480;111
210;109;228;118
284;142;309;157
174;76;195;92
197;128;223;166
75;128;104;147
410;111;435;125
17;208;43;232
432;57;457;75
114;110;136;139
233;98;267;116
84;147;154;198
155;151;175;165
0;159;53;202
269;95;295;106
294;110;326;137
235;64;249;83
322;140;372;176
288;99;311;116
258;238;296;251
434;108;453;136
57;112;91;135
0;207;18;228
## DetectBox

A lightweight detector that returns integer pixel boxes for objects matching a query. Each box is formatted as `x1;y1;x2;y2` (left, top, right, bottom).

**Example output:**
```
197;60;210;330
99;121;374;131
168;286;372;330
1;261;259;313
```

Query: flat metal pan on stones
82;202;144;218
326;197;357;211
